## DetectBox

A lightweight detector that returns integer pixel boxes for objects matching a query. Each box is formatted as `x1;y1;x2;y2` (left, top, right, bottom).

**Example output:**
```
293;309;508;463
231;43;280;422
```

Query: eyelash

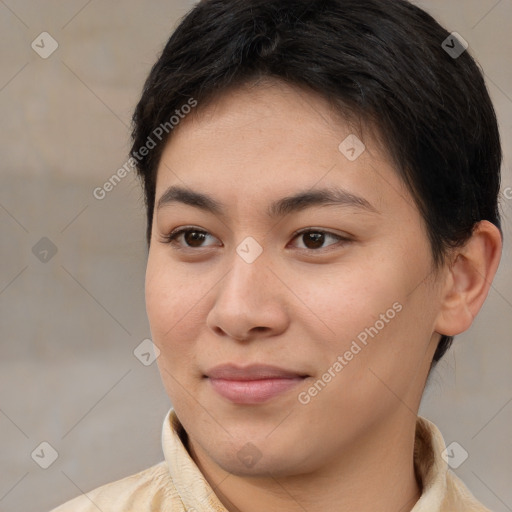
160;226;352;253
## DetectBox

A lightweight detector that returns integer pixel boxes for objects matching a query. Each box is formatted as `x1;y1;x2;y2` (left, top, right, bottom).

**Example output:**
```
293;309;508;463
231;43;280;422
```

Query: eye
289;229;350;251
160;227;351;252
161;227;220;249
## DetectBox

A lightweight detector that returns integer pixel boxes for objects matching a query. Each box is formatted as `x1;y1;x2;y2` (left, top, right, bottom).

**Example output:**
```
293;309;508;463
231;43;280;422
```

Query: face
145;80;444;477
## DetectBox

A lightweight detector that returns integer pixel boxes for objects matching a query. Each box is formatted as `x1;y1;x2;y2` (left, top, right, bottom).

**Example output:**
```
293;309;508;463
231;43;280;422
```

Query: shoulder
49;460;183;512
414;417;493;512
441;471;493;512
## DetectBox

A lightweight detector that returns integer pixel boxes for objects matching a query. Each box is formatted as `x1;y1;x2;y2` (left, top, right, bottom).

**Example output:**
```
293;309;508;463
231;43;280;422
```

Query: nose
206;247;289;342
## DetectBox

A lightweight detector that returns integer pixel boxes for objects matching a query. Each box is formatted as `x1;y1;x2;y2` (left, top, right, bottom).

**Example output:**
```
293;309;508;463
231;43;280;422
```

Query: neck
187;411;422;512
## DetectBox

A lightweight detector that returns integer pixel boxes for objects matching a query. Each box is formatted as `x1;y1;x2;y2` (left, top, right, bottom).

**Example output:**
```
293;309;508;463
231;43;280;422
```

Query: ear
434;220;502;336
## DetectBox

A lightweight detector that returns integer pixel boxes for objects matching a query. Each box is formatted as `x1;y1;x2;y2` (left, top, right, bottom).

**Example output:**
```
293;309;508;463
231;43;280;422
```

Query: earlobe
434;220;502;337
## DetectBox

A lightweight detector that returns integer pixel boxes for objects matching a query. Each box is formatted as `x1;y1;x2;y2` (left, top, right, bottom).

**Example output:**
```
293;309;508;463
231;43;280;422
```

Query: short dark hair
130;0;502;364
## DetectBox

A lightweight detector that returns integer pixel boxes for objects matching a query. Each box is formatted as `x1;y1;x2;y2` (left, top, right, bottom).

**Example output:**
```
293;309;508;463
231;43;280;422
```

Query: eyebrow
156;185;378;217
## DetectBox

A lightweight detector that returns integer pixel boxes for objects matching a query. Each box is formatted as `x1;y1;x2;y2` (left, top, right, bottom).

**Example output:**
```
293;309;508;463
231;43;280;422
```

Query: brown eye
162;228;219;249
291;229;348;251
301;232;325;249
182;230;207;247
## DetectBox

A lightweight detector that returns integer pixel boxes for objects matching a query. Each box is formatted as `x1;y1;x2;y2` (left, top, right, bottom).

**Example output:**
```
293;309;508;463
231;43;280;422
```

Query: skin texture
145;79;502;512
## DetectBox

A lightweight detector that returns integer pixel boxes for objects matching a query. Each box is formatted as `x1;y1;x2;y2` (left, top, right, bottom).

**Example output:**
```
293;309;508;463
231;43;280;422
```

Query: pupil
186;231;205;247
305;232;323;249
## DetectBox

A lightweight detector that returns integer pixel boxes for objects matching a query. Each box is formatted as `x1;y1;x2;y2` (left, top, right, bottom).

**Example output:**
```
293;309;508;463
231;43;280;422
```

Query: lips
204;364;308;404
205;363;307;380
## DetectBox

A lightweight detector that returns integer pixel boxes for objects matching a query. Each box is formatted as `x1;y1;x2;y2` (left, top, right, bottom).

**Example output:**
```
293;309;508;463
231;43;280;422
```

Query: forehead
154;80;412;218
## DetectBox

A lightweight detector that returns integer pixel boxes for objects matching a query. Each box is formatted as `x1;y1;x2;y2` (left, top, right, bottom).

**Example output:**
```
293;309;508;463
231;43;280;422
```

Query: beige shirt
51;409;491;512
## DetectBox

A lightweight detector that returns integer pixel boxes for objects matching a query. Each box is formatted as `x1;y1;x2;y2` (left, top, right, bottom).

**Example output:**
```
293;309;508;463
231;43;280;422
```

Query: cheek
145;256;208;405
295;283;431;432
145;255;206;354
300;250;434;374
297;263;401;343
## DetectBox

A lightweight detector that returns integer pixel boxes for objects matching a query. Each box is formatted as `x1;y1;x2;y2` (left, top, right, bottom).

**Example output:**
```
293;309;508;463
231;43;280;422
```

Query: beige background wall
0;1;511;511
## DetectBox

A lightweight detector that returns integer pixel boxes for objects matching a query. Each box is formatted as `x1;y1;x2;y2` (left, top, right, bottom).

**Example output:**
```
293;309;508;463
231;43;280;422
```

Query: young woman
52;0;503;510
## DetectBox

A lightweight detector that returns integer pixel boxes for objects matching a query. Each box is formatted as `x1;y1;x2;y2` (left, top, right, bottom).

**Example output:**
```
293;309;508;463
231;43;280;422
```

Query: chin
215;452;296;477
203;436;314;478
